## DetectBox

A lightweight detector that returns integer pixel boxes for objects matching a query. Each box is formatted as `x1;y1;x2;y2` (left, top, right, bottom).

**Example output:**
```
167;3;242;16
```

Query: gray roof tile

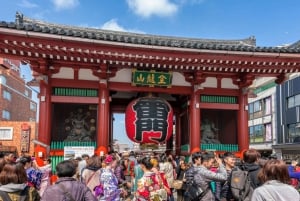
0;12;299;53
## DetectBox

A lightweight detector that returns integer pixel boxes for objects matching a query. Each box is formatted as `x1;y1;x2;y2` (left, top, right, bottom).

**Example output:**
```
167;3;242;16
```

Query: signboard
64;146;94;160
132;69;172;87
20;123;31;152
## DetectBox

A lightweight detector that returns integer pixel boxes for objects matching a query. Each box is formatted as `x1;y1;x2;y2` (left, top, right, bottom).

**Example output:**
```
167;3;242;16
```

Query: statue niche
201;118;220;144
64;108;96;142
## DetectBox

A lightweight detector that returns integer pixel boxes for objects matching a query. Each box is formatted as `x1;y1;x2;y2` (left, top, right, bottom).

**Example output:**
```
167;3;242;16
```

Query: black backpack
230;167;253;201
183;166;208;201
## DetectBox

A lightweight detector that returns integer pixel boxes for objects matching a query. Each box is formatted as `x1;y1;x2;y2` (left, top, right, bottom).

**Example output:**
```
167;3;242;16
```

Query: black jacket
240;163;261;188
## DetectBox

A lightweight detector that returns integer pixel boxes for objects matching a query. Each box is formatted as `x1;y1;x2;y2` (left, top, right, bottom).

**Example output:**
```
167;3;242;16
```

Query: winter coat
0;183;40;201
251;180;300;201
41;177;97;201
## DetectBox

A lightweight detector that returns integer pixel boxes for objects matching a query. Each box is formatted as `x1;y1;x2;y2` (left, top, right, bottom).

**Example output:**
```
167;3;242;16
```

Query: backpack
230;167;253;201
183;166;207;201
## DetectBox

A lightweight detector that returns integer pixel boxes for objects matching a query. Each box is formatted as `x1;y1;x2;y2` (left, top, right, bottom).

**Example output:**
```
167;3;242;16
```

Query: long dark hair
0;163;27;185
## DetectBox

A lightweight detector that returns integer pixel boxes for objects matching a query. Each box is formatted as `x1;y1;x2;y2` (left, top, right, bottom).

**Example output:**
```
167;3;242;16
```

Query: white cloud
18;0;38;8
51;0;79;10
101;19;127;32
101;19;145;34
126;0;178;18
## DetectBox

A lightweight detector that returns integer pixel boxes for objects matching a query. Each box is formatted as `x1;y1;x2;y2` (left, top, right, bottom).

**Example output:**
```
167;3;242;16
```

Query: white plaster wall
172;72;191;86
78;69;99;81
221;78;238;89
51;67;74;79
109;68;132;83
202;77;217;88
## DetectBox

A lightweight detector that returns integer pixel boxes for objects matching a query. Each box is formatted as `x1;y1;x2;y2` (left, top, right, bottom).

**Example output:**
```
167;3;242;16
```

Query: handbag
173;180;184;189
173;173;185;189
184;183;204;201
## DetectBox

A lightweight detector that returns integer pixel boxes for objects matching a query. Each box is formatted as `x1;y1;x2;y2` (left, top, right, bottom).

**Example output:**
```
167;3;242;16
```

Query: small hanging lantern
125;97;173;144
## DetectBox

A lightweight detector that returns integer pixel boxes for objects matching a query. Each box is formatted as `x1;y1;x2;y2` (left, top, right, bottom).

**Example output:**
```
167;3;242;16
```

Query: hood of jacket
241;163;260;172
0;183;27;193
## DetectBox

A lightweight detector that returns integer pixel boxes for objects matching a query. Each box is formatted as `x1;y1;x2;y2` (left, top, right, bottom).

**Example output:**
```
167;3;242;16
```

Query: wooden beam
51;96;98;104
199;103;239;110
108;82;193;95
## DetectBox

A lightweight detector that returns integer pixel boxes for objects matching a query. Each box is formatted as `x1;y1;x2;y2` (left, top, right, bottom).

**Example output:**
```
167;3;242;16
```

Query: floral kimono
38;164;52;196
99;168;121;201
136;171;169;201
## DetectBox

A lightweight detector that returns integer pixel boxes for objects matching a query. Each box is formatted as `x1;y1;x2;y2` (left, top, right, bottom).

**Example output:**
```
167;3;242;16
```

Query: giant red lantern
125;97;173;144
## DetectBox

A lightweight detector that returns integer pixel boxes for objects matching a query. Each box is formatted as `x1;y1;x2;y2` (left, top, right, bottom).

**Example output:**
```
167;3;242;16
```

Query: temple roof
0;12;299;79
0;12;298;53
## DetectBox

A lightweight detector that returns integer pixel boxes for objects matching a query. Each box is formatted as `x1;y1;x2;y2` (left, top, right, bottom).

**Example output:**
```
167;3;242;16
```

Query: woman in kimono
135;156;169;201
99;155;121;201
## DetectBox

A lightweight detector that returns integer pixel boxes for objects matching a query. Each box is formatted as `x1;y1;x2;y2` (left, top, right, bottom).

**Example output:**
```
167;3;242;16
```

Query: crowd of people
0;148;300;201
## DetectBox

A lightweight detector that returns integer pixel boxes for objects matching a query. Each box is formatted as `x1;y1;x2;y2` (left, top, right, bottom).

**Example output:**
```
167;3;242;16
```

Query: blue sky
1;0;300;46
2;0;300;146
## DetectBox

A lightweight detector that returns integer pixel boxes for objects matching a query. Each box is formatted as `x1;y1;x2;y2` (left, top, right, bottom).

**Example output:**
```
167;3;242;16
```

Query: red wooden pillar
38;80;51;145
175;113;181;156
97;81;110;151
189;92;201;153
237;90;249;152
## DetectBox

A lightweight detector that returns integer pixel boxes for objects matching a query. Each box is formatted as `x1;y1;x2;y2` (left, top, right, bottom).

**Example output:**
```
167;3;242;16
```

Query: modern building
0;13;300;166
248;78;277;157
248;73;300;159
273;75;300;160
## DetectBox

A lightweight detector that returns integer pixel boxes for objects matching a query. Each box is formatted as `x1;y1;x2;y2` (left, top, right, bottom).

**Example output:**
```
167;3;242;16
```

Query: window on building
287;94;300;109
0;75;6;84
10;64;20;73
265;123;272;141
248;96;272;120
30;102;36;111
249;123;272;143
287;123;300;143
264;97;271;115
253;101;262;112
0;127;13;140
288;96;295;108
295;94;300;107
2;110;10;120
3;90;11;101
249;103;254;113
25;89;29;97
